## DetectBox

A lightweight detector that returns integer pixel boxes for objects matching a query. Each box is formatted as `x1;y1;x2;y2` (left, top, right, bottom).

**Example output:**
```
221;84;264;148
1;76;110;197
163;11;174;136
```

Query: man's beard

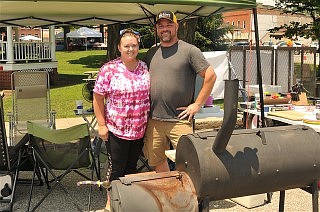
160;31;173;43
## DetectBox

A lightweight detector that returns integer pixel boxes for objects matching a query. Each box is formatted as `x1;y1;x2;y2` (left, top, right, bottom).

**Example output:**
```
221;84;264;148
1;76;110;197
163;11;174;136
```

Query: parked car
275;40;303;54
93;42;107;50
276;41;287;47
262;41;275;47
292;41;303;47
310;42;319;50
292;41;304;55
233;41;250;46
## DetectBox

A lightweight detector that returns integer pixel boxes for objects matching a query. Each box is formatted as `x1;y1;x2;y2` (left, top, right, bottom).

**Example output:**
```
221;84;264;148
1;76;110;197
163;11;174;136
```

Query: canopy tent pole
252;7;265;127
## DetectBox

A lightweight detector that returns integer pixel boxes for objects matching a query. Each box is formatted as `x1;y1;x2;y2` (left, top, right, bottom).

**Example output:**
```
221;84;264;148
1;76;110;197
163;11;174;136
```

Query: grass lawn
2;48;222;121
51;50;107;118
3;49;148;120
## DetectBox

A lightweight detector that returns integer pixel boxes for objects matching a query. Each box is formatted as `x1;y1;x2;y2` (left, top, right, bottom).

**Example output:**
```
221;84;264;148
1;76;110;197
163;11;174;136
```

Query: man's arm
195;65;217;107
178;65;217;121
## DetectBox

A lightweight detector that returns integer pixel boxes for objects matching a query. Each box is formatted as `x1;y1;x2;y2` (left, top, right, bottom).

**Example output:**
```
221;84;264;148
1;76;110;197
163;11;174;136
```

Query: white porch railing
0;42;7;61
0;41;53;62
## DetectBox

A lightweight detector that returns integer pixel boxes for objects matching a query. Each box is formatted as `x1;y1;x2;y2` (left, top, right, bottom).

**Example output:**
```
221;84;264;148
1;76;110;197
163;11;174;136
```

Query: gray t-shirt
144;40;210;121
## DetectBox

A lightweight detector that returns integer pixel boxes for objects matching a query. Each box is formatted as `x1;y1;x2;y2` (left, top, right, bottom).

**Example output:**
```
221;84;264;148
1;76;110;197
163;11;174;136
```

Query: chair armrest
7;112;13;121
7;112;14;146
49;110;57;129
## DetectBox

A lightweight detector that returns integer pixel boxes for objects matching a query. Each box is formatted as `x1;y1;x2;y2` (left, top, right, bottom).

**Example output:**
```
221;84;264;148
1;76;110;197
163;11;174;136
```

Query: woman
93;29;150;211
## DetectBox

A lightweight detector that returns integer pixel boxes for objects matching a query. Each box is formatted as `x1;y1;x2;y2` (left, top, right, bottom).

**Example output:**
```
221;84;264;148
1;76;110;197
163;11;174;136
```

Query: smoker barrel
110;171;198;212
175;125;320;200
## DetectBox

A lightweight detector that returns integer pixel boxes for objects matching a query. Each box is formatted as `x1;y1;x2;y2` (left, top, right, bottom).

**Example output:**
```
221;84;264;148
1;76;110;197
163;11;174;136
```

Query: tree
136;26;155;49
269;0;320;42
178;18;198;44
268;0;320;73
194;14;229;51
0;27;6;41
106;24;121;61
129;15;227;51
62;26;70;51
106;14;226;57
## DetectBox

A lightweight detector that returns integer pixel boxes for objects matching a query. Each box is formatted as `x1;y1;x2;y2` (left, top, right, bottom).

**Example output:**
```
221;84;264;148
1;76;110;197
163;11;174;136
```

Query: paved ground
2;168;318;212
1;170;108;212
210;189;318;212
1;117;319;211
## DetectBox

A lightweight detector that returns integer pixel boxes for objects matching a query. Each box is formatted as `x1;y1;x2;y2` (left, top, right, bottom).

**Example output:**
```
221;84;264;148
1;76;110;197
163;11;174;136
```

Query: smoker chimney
212;79;239;153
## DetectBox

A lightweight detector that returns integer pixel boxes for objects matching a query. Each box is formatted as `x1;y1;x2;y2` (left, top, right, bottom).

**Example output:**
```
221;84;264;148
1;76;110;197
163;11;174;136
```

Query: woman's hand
98;125;109;142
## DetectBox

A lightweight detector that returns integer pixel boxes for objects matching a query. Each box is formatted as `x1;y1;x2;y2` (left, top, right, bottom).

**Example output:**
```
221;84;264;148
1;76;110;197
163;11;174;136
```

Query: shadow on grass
51;74;85;88
68;54;107;69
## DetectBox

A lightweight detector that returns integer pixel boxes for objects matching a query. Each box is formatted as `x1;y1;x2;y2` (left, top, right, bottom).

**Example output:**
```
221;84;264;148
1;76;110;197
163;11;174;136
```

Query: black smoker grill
109;80;320;212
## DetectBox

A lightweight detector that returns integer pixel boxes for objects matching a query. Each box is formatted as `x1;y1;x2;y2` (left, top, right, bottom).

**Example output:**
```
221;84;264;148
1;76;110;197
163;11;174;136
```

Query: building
223;10;252;42
0;26;107;89
222;4;313;45
0;26;58;89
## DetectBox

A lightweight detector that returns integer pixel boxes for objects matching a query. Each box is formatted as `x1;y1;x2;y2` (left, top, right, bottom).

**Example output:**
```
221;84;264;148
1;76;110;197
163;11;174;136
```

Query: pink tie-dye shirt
93;58;150;140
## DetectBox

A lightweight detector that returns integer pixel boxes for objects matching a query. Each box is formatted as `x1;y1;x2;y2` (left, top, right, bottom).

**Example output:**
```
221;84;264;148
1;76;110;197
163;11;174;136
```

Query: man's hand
177;103;202;122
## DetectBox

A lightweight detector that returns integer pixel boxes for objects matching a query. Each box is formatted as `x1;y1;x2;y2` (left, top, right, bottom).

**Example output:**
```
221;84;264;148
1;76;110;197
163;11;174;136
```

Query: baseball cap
156;11;177;24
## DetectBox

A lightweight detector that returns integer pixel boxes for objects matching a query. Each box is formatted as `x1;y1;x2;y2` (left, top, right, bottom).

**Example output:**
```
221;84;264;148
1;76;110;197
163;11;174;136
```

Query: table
194;105;224;119
74;109;98;137
74;109;107;182
192;105;224;132
243;106;320;210
83;71;99;79
242;107;320;132
82;78;96;83
165;150;176;162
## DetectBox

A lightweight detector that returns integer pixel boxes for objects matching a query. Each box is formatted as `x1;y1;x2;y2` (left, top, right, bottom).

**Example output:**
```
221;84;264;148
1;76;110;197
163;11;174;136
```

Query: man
143;11;217;172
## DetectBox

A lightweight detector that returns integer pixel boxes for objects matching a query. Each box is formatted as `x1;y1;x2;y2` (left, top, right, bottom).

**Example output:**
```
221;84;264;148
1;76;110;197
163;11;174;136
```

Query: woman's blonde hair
119;28;140;43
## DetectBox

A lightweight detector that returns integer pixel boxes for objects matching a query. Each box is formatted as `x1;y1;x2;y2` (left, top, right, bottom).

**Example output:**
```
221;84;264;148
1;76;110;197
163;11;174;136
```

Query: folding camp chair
26;121;99;212
0;91;14;211
8;70;56;146
1;92;42;212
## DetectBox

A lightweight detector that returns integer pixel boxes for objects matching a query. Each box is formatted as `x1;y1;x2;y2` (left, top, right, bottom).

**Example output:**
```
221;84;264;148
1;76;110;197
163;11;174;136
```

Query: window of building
232;21;234;26
243;21;246;29
237;21;240;27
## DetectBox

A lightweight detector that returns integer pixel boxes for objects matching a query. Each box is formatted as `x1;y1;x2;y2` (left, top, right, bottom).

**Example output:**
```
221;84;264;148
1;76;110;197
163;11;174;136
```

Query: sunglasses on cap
119;29;140;36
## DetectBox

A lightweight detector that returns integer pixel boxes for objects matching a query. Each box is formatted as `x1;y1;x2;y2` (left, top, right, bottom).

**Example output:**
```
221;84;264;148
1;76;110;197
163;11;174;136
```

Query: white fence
0;42;6;61
0;41;52;62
